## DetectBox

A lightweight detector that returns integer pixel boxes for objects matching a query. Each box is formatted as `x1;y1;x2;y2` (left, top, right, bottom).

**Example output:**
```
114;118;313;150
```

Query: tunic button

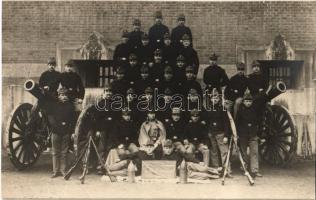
62;122;66;126
248;123;252;127
213;122;217;126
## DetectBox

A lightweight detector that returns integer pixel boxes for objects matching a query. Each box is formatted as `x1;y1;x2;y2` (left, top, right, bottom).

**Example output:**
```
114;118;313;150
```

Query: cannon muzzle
24;79;46;101
266;81;286;101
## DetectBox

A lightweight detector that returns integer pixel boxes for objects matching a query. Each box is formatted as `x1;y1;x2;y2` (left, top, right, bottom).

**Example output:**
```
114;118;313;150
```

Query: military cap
116;66;126;74
129;53;137;61
164;66;173;74
144;87;153;94
126;87;135;95
236;62;246;70
47;57;56;65
190;109;200;116
164;32;170;40
164;88;173;95
182;34;191;41
154;49;162;56
140;63;149;73
141;33;149;40
176;54;185;62
188;88;198;95
177;14;185;21
251;60;260;67
57;87;69;95
133;19;141;26
122;108;132;116
185;65;194;72
122;30;129;38
209;53;219;61
172;107;181;115
163;139;173;147
154;11;163;19
243;90;253;100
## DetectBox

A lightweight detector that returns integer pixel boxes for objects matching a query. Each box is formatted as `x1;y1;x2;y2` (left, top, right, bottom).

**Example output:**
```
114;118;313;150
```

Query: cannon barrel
24;79;46;101
266;81;286;101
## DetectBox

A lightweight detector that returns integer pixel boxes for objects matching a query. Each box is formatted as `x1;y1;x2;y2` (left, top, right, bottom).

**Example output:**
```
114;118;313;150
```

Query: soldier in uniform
183;109;210;166
110;66;129;97
134;63;154;95
203;53;229;94
138;110;166;160
157;66;179;94
248;60;269;97
177;34;199;75
135;33;154;66
205;88;231;175
236;91;267;177
138;86;155;123
128;19;144;50
173;54;187;85
162;33;177;66
148;11;170;49
224;62;248;118
113;30;131;66
150;49;165;83
164;107;186;142
60;60;85;103
156;88;174;122
171;14;193;49
125;53;141;84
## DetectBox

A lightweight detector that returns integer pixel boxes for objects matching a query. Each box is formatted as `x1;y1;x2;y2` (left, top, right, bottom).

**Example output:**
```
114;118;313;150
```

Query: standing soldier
177;34;199;75
134;63;154;95
148;11;170;49
125;53;141;84
183;109;210;166
60;60;85;104
203;53;229;93
150;49;165;83
205;88;232;175
164;107;186;142
162;33;177;66
135;33;154;66
171;14;193;49
113;30;131;66
110;66;129;97
224;62;248;118
39;57;61;97
173;54;187;85
248;60;269;97
128;19;144;50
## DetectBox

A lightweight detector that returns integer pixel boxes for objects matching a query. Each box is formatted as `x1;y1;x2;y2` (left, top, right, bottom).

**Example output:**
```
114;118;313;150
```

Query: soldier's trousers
185;143;210;167
187;162;220;180
239;136;259;173
209;133;231;173
105;149;129;176
52;133;70;174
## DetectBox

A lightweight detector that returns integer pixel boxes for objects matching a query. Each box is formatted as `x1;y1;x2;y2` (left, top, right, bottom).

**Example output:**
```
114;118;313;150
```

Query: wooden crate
141;160;177;179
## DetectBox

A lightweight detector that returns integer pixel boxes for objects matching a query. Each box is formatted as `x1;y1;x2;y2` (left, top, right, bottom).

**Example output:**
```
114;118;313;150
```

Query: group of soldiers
37;11;270;180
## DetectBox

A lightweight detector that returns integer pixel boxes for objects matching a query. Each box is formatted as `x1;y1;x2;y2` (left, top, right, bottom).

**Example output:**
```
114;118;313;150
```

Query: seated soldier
173;54;187;85
105;109;141;177
183;109;210;167
205;88;232;177
138;111;166;160
150;49;165;83
164;107;186;142
134;63;154;95
156;88;173;122
157;65;180;94
183;88;207;122
162;140;219;180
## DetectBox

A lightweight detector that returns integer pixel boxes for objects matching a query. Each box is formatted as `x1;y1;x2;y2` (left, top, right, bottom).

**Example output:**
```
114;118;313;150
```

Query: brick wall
3;1;316;68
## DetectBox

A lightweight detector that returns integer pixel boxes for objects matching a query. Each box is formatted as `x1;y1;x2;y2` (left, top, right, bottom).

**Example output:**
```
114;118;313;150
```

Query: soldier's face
147;113;156;120
211;96;220;105
178;20;185;26
48;63;56;71
155;18;163;24
142;39;149;46
182;40;190;47
191;115;200;122
116;73;124;80
103;89;112;99
237;69;245;75
129;60;137;66
58;93;69;103
65;65;73;72
164;39;171;46
141;73;149;80
252;66;260;73
209;60;217;65
164;95;172;103
163;146;174;155
186;72;194;80
133;25;140;31
122;37;128;43
122;114;131;121
177;61;185;68
172;114;181;122
164;73;173;81
189;94;199;102
244;99;253;107
154;56;162;63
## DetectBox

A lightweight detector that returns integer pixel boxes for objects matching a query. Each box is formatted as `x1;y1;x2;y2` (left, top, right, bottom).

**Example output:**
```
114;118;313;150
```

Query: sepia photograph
1;0;315;199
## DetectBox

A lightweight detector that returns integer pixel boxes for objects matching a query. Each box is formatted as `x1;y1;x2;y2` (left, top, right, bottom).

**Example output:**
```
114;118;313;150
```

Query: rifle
221;135;233;185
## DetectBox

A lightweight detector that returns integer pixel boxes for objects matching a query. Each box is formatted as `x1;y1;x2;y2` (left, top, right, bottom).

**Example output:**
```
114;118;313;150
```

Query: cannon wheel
6;103;48;170
260;105;297;166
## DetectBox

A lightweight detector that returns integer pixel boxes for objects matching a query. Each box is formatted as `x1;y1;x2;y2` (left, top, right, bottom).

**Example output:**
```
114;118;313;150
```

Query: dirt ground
1;152;315;199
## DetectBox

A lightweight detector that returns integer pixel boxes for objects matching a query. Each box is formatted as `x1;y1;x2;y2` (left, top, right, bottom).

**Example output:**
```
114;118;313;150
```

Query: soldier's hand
223;137;228;144
260;138;266;144
44;86;49;90
259;88;264;92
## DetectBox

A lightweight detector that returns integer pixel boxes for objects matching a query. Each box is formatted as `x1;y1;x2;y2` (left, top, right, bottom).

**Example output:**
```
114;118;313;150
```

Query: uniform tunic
134;44;154;65
206;104;230;136
110;119;138;149
247;73;269;96
148;24;170;49
184;120;210;146
60;72;85;100
39;70;61;95
224;74;248;101
161;45;177;66
127;30;144;49
164;118;186;142
177;47;199;74
170;25;193;48
203;65;229;92
113;42;131;62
